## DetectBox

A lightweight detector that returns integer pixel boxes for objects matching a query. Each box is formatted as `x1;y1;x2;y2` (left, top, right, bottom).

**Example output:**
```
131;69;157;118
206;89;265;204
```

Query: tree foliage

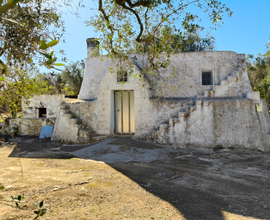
136;25;215;53
40;60;85;95
247;40;270;105
0;0;67;118
0;0;65;70
0;67;54;118
88;0;232;87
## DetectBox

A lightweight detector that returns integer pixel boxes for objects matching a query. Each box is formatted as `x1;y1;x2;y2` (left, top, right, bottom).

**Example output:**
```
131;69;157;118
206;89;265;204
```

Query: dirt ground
0;136;270;220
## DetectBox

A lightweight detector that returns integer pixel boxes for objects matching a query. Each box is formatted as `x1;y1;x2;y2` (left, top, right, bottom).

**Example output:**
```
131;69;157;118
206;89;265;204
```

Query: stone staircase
58;104;93;143
197;66;246;98
146;65;249;145
150;101;199;145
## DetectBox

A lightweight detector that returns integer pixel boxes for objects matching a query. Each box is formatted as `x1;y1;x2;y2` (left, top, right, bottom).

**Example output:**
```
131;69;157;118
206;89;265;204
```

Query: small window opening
202;71;213;85
117;71;127;82
38;108;46;118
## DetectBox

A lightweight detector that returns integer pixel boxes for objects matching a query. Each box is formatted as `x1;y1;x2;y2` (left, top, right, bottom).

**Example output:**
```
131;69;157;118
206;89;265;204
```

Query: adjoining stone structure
11;38;270;151
10;95;67;135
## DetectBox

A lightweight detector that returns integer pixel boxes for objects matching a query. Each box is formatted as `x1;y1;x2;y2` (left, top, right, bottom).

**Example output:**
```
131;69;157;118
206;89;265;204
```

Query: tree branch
120;4;145;42
98;0;117;54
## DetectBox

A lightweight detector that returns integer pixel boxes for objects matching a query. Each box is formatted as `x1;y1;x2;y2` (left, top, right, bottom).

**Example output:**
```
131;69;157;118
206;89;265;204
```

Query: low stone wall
9;118;56;136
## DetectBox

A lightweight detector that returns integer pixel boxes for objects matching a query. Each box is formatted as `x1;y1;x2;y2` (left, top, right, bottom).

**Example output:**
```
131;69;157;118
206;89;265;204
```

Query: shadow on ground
5;136;270;220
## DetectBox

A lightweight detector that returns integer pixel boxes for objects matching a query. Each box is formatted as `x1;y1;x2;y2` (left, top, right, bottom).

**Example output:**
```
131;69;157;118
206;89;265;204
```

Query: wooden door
114;91;134;134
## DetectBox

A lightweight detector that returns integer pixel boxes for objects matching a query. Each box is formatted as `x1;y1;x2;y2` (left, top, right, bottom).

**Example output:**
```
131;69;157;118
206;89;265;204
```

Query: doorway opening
114;91;134;134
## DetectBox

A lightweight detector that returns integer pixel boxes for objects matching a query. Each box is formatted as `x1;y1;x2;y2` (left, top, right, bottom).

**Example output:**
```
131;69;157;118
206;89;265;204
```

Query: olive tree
87;0;232;89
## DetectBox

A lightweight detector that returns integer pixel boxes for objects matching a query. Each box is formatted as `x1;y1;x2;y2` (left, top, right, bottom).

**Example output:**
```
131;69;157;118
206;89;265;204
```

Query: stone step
75;123;89;130
60;108;71;114
220;80;229;86
91;135;107;142
159;123;170;131
227;76;238;82
76;118;83;124
196;100;202;106
204;90;215;97
62;113;74;119
236;70;243;78
214;85;222;91
178;112;188;117
197;95;204;98
74;123;82;129
79;129;91;138
179;107;186;112
186;105;197;113
60;104;70;109
169;118;179;126
69;118;77;124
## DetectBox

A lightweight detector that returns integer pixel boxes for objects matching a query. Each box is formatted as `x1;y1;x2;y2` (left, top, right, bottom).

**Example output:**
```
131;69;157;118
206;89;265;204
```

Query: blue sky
51;0;270;70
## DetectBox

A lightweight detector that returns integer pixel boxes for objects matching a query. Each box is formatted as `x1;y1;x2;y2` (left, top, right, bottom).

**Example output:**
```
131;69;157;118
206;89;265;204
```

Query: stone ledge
246;91;260;101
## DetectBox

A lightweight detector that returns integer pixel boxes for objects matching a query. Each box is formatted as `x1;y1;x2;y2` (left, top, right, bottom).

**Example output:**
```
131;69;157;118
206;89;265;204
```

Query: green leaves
33;200;48;219
248;42;270;106
46;40;59;48
39;40;65;69
11;194;24;207
39;200;43;208
53;63;65;66
39;40;59;50
0;68;55;118
39;40;47;50
0;76;5;81
0;185;4;190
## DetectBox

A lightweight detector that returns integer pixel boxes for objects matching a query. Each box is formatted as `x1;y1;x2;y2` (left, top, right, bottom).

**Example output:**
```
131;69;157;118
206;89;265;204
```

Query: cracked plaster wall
165;99;270;151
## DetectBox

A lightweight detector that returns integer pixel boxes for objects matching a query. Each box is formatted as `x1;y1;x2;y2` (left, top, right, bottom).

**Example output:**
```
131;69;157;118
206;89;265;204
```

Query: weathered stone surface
51;103;92;144
79;51;252;100
22;94;69;118
154;98;270;152
9;118;56;136
246;91;260;101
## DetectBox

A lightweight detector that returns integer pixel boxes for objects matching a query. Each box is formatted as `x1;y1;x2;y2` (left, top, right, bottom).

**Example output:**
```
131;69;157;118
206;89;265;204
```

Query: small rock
52;185;66;191
65;170;79;174
198;158;212;162
175;155;192;159
74;181;89;185
50;147;61;151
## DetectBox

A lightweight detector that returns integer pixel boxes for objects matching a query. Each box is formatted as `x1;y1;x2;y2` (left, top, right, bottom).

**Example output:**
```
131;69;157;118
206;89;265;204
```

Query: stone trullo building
12;38;270;152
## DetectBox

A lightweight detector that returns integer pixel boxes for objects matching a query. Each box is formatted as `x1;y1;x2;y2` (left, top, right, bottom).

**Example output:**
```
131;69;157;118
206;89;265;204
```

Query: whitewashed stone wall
22;94;68;118
79;51;252;100
153;99;270;151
